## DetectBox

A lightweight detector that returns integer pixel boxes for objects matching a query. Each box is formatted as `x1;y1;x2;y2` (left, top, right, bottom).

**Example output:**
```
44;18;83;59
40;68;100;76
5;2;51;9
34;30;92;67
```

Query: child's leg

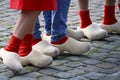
16;11;53;67
43;11;52;35
11;10;40;56
32;14;60;58
51;0;71;42
0;10;40;72
13;10;40;38
75;0;107;40
103;0;117;25
78;0;92;28
33;18;42;42
101;0;120;34
50;0;91;55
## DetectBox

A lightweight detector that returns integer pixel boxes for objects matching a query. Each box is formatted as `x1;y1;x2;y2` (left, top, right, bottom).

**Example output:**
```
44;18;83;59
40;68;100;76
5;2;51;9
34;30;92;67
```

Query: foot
52;37;91;55
100;21;120;34
32;40;60;57
20;50;53;67
67;27;84;40
78;23;107;40
0;48;23;72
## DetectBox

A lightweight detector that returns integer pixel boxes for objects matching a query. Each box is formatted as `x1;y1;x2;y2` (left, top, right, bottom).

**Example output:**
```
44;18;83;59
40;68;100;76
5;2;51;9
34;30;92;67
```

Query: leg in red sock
19;34;33;57
103;6;117;25
100;0;120;34
76;0;107;40
5;35;22;53
51;36;91;55
79;10;92;28
78;0;92;28
0;35;23;72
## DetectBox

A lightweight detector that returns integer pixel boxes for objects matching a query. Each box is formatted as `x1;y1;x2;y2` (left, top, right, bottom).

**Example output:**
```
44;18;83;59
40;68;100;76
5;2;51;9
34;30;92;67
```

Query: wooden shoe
52;37;91;55
0;48;23;72
100;21;120;34
20;50;53;67
78;23;107;40
32;40;60;57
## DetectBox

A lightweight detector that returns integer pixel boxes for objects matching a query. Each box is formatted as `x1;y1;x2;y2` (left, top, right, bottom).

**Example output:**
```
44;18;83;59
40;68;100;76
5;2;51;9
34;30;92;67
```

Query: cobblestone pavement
0;0;120;80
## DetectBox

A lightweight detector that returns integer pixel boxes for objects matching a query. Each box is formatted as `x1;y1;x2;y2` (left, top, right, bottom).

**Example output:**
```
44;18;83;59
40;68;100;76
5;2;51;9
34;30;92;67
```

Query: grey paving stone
0;70;15;77
90;53;109;60
22;72;42;78
111;71;120;76
58;79;69;80
96;62;117;69
39;68;59;76
21;66;37;73
51;65;72;72
54;72;76;79
64;62;85;68
50;60;68;67
70;76;89;80
67;68;86;75
109;54;120;59
97;48;111;53
104;58;120;65
83;72;106;80
0;64;8;72
0;75;9;80
66;56;87;62
11;77;37;80
81;59;102;65
99;76;120;80
38;76;57;80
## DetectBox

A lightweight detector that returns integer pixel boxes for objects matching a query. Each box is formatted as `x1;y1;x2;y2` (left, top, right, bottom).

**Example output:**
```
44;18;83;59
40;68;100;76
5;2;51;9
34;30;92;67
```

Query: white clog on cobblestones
20;50;53;67
78;23;107;40
32;40;60;57
52;37;91;55
42;33;51;43
100;21;120;34
0;48;23;72
67;27;84;40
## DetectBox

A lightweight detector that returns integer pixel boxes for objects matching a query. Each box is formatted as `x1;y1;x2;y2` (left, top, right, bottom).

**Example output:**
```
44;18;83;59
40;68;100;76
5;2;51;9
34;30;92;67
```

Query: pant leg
43;11;52;35
51;0;71;42
33;18;41;40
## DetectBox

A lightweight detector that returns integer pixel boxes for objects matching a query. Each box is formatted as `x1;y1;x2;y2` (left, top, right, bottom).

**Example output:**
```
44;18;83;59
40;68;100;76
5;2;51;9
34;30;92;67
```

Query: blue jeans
33;18;41;40
34;0;71;42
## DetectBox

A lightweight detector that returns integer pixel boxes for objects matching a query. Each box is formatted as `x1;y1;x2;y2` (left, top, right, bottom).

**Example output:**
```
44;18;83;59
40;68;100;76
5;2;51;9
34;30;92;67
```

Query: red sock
19;34;33;57
118;4;120;10
51;36;68;45
32;38;42;46
46;33;51;36
5;35;22;53
103;5;117;25
79;10;92;28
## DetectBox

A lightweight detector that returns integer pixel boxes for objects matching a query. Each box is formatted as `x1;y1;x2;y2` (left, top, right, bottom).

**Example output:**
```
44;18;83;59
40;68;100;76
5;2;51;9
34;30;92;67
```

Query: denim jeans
34;0;71;42
33;18;41;40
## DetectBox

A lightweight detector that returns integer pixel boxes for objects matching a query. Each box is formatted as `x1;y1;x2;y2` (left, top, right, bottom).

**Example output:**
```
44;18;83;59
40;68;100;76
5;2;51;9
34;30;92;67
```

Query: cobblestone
0;0;120;80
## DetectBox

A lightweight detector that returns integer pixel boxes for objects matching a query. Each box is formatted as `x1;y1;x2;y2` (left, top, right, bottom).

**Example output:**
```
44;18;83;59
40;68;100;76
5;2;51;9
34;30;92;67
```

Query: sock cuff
22;34;33;42
5;35;22;53
32;38;42;45
79;10;92;28
104;5;115;11
46;34;51;36
103;5;117;25
51;36;68;45
79;10;90;18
